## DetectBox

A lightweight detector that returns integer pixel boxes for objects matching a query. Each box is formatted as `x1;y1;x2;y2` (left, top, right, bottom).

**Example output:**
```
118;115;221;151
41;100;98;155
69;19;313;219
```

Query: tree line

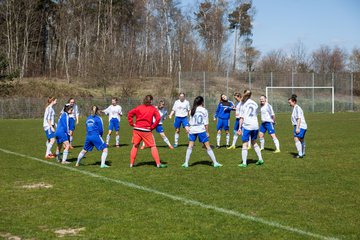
0;0;359;85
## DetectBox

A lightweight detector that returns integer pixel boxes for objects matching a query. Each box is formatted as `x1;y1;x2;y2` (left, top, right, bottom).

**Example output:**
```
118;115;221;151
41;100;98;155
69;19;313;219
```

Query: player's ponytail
242;89;252;103
143;95;153;106
288;94;297;103
46;97;56;107
191;96;204;117
63;103;73;113
91;105;100;116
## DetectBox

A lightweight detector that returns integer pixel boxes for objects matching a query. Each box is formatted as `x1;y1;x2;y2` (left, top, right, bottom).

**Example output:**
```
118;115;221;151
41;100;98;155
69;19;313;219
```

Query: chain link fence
0;72;359;119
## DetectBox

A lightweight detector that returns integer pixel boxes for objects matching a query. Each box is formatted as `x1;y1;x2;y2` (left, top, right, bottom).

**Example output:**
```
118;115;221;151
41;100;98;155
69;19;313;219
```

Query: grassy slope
0;113;359;239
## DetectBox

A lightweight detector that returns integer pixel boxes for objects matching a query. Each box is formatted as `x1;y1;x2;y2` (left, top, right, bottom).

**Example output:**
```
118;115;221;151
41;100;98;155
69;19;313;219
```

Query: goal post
265;86;334;114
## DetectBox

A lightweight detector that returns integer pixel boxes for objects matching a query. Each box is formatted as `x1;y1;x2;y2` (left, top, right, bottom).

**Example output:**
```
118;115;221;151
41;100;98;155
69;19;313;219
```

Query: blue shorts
109;118;120;131
260;122;275;134
233;118;240;133
156;125;164;133
83;134;107;152
293;126;307;139
56;132;70;144
188;132;209;143
242;129;258;142
174;116;189;129
216;118;230;131
69;118;76;131
45;128;55;140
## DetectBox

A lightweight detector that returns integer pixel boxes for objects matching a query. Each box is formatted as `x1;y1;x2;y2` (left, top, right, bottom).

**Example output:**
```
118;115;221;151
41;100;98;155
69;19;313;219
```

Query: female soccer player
237;90;264;167
103;97;122;147
168;93;190;148
141;99;173;149
259;95;280;153
182;96;222;168
43;97;57;159
227;92;242;149
128;95;167;168
214;94;234;148
55;104;73;164
288;94;307;158
76;106;109;168
67;98;79;149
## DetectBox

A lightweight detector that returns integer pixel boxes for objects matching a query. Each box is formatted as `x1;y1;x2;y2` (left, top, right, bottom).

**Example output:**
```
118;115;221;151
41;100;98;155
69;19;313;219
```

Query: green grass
0;113;360;239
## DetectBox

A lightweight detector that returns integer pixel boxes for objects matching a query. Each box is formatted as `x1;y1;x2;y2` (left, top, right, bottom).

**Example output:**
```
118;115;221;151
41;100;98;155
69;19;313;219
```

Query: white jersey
189;106;209;134
69;104;79;119
235;102;242;119
104;105;122;121
172;99;190;117
239;99;259;130
291;105;307;129
43;105;55;130
261;102;275;123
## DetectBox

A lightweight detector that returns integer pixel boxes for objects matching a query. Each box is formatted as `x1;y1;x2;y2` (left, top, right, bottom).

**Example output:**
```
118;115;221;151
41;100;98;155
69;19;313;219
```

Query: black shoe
216;145;220;149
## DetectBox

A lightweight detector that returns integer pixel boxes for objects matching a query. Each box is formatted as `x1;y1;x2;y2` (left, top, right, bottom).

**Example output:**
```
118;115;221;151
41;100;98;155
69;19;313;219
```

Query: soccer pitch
1;112;359;239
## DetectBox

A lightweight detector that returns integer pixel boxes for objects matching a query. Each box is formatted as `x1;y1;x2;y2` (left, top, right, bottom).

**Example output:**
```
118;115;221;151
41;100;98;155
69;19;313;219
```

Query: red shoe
45;154;55;159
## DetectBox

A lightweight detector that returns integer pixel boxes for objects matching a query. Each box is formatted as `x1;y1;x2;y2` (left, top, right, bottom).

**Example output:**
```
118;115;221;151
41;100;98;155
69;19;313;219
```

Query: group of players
43;90;307;168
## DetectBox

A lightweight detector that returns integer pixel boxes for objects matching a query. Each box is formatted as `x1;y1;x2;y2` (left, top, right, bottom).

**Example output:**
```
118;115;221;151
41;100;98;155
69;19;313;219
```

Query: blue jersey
86;115;104;136
56;112;70;135
214;101;234;119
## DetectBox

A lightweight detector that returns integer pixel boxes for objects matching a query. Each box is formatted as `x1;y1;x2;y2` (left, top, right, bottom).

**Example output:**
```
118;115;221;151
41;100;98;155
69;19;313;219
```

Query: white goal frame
265;86;334;114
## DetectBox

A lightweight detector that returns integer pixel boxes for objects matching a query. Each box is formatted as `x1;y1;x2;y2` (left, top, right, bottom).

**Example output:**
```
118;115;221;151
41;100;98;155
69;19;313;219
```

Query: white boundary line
0;148;339;240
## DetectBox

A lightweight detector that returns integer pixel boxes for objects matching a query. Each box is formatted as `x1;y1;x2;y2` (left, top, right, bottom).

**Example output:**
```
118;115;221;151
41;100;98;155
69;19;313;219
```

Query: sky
179;0;360;56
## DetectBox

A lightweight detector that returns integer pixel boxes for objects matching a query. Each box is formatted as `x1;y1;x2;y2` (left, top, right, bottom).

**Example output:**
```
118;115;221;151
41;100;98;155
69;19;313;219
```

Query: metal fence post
312;72;315;112
248;71;251;89
351;72;354;111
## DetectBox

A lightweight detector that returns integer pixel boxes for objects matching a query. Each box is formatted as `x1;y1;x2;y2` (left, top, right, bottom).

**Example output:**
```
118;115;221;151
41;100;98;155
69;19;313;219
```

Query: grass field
1;112;360;240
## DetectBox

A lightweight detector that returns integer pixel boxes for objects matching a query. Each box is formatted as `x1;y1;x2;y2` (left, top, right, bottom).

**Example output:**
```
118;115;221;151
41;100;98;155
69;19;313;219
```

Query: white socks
106;134;110;144
76;151;86;165
162;136;171;147
273;138;280;150
184;148;192;165
116;135;120;145
207;149;219;165
175;133;179;145
216;133;221;146
62;150;69;162
226;133;230;146
253;144;263;160
295;141;303;156
232;134;238;146
101;151;108;166
302;141;306;155
259;137;265;149
46;142;53;156
242;148;248;165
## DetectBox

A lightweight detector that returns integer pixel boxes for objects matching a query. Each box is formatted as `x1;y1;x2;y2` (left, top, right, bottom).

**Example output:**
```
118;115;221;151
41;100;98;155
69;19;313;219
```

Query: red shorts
132;130;156;147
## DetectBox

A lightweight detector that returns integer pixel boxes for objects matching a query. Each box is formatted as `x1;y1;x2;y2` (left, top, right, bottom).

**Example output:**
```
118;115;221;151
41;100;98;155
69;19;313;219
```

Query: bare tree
349;47;360;72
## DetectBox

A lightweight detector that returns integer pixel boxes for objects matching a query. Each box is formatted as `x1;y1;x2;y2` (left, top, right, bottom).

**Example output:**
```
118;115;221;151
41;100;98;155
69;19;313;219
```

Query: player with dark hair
214;94;234;148
55;104;73;164
288;94;307;158
182;96;222;168
128;95;167;168
76;106;109;168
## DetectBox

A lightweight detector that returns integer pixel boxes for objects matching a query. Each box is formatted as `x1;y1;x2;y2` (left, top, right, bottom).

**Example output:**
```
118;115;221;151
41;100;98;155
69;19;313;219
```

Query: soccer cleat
216;145;220;149
100;164;110;168
45;154;55;159
169;145;174;150
75;163;80;167
115;145;120;148
61;160;71;164
239;163;247;168
158;163;167;168
129;164;134;168
227;145;236;150
173;144;178;148
274;149;281;153
256;159;264;165
260;147;264;151
140;145;145;150
213;163;223;168
182;163;189;168
295;155;304;159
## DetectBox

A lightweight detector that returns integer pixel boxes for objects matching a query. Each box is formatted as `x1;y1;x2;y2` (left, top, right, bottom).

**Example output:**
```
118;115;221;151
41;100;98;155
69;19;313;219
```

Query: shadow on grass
108;143;129;148
190;160;213;167
134;161;168;167
91;160;113;166
71;145;83;149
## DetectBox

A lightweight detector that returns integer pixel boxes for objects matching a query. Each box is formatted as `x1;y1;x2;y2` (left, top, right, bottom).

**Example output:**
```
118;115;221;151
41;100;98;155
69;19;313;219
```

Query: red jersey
128;104;161;132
